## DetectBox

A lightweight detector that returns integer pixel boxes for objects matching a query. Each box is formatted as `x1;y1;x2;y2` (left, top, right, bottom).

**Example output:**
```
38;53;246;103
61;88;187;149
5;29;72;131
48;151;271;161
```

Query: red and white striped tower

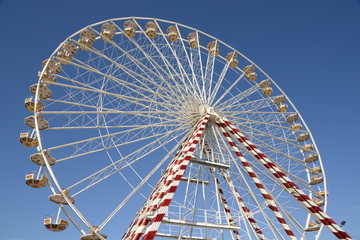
215;119;298;240
139;113;211;240
222;117;352;240
203;142;266;240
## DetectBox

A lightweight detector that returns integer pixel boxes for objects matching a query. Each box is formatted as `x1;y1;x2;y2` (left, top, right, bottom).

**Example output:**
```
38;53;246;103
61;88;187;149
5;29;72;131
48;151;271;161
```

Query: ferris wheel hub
198;104;213;114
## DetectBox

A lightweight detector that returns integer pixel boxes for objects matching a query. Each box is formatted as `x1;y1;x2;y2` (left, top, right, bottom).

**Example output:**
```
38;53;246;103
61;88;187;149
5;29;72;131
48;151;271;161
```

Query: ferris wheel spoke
84;27;189;103
212;72;247;107
215;84;261;110
218;96;276;114
222;111;297;115
129;20;195;99
42;103;186;129
46;98;115;111
41;110;185;116
67;126;187;194
46;80;183;115
73;35;186;101
230;119;314;154
204;52;216;105
57;55;184;109
154;23;205;103
124;26;193;95
54;125;186;163
56;57;184;109
174;26;205;102
47;123;185;131
224;114;308;134
194;32;207;104
188;39;207;103
208;60;230;106
47;117;184;152
225;113;300;131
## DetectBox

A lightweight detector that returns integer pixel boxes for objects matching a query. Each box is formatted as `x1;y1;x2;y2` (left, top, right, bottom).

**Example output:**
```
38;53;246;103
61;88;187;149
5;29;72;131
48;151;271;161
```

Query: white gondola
207;41;219;57
24;97;44;112
310;166;322;174
188;32;199;48
57;41;77;64
25;173;48;188
80;226;108;240
305;221;321;232
101;22;116;41
301;144;313;152
124;20;137;38
243;65;255;75
78;29;96;50
38;70;56;82
225;52;238;68
273;95;286;105
167;25;178;42
290;123;302;131
287;113;299;123
246;72;257;81
262;87;273;96
19;132;38;148
24;115;49;130
259;79;271;89
30;84;52;99
277;104;288;112
49;189;76;205
42;59;62;74
305;153;319;163
30;150;56;166
309;176;324;185
57;51;72;65
313;198;325;207
44;217;69;232
145;21;158;39
315;190;328;199
297;133;310;142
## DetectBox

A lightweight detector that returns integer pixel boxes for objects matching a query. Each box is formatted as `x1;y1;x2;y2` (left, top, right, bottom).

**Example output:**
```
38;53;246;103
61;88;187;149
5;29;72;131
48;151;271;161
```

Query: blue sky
0;0;359;239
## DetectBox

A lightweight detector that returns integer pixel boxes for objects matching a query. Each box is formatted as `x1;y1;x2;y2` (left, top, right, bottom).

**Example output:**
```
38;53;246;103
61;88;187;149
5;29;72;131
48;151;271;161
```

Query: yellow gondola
25;174;48;188
225;52;238;68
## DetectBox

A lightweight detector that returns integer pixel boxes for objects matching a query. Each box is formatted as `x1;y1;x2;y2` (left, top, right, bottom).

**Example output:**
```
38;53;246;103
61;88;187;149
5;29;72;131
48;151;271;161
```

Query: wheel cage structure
21;17;352;240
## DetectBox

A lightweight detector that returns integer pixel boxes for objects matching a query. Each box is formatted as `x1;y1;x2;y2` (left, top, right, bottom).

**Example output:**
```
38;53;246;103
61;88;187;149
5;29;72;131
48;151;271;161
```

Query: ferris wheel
21;17;352;240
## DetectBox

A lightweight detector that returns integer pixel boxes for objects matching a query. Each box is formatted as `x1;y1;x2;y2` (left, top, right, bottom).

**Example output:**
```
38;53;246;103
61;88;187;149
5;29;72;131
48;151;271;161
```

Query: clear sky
1;0;359;239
